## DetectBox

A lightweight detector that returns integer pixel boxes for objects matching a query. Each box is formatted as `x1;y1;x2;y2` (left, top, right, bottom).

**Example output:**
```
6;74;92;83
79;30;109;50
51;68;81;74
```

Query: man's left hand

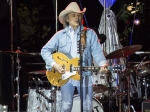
99;64;109;74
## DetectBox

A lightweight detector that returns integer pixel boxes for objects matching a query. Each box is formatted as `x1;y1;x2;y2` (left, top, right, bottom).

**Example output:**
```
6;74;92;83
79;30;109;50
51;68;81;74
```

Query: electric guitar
46;52;122;86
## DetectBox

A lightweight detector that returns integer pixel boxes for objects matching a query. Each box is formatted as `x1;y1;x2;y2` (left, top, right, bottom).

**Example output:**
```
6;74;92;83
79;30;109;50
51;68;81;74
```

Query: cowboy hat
59;2;86;24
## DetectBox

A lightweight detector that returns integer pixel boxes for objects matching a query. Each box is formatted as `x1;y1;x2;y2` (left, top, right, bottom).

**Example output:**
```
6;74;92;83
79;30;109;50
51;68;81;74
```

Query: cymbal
28;70;46;74
105;45;142;59
0;51;40;57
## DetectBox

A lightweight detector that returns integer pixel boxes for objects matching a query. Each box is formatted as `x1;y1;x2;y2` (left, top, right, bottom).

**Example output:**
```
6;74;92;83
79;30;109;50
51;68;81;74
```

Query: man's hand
53;63;65;74
99;64;109;74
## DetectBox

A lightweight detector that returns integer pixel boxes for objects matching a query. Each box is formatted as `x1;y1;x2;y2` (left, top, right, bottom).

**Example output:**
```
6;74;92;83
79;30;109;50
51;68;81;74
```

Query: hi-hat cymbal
134;61;150;76
0;51;40;57
105;45;142;59
28;70;46;74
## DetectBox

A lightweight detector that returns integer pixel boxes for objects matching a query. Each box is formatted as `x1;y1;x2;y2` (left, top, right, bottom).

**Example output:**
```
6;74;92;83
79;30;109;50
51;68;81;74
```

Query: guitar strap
80;27;87;48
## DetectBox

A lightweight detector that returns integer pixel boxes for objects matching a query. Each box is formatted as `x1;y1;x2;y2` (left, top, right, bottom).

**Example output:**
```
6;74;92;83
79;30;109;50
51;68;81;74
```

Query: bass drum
72;95;104;112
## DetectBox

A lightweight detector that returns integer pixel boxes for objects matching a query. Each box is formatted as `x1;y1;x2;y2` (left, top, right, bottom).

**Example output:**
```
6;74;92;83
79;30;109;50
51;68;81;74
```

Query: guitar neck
73;66;100;71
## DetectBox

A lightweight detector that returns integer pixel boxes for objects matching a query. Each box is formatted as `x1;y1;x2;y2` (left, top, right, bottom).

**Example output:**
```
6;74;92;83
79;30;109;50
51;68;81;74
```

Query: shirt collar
63;25;84;34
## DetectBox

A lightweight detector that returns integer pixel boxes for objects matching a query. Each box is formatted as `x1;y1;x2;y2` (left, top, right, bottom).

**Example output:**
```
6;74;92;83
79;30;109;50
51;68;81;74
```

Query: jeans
60;83;93;112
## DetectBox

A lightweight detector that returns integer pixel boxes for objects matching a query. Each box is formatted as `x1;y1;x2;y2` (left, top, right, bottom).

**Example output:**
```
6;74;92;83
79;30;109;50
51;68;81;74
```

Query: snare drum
72;95;104;112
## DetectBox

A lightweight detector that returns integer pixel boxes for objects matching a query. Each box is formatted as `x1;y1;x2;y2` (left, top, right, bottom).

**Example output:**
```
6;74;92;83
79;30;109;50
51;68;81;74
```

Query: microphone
78;19;82;24
135;51;150;54
36;77;43;85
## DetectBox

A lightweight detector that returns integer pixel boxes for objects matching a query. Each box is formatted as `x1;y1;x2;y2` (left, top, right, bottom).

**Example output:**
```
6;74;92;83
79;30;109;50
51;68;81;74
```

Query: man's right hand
53;63;65;74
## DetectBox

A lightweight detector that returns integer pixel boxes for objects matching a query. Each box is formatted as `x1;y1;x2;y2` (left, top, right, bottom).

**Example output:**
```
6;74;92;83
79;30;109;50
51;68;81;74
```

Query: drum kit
1;44;150;112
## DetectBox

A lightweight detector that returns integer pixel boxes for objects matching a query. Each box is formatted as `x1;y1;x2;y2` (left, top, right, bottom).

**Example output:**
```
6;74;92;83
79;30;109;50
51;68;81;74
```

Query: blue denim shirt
41;25;107;76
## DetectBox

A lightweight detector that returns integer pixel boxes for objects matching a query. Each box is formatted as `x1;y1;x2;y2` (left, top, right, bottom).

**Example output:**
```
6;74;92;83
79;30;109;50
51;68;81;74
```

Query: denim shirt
41;25;107;76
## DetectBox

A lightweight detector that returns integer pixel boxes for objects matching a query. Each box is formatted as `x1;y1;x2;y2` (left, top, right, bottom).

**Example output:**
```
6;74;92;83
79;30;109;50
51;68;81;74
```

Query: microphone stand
79;21;84;112
15;49;22;112
7;0;15;110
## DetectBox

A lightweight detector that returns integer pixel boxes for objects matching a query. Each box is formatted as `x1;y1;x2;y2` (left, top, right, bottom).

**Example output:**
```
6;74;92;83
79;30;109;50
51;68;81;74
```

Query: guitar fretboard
73;66;100;71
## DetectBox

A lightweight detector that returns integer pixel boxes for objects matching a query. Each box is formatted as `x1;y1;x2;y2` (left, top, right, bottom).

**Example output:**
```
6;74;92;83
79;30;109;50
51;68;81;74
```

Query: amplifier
142;102;150;112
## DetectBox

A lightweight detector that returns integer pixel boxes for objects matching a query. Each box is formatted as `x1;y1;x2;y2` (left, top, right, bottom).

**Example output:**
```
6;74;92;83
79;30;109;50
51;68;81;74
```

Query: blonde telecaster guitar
46;53;122;86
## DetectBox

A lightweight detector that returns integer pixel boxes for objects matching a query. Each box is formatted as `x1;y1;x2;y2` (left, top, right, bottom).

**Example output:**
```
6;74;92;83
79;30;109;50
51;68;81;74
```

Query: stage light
127;3;134;11
131;9;139;14
127;6;134;11
0;105;8;112
137;2;141;5
134;19;140;25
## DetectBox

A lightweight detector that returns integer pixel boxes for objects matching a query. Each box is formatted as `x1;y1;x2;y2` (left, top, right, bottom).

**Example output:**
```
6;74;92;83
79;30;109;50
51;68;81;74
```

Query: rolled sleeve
98;60;108;66
90;29;107;66
41;33;59;70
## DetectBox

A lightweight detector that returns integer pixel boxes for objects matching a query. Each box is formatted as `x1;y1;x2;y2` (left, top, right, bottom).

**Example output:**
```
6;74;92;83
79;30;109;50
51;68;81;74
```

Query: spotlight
127;3;134;11
127;6;134;11
131;9;139;14
134;19;140;25
137;2;141;5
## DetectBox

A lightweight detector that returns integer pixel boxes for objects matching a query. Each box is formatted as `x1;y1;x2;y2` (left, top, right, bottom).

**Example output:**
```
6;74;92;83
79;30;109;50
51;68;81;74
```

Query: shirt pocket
58;40;70;53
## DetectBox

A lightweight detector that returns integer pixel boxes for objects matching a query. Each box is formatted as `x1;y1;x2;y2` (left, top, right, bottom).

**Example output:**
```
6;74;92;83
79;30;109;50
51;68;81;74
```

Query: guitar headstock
108;64;123;73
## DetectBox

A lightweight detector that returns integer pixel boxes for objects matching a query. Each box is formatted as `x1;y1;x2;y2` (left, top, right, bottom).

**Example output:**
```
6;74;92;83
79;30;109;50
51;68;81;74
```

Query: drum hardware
115;88;127;112
124;67;140;112
30;77;54;103
28;70;46;75
135;56;148;99
137;61;150;76
72;95;104;112
28;77;55;112
92;72;110;93
135;51;150;55
142;77;150;100
0;48;41;111
36;89;54;103
0;50;40;57
14;48;22;112
26;63;45;65
27;88;53;112
105;45;142;112
105;45;142;59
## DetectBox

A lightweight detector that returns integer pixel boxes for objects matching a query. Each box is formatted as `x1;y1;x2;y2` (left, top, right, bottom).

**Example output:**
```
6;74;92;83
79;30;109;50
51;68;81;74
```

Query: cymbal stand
136;56;147;98
125;70;131;112
115;88;127;112
15;50;21;112
136;76;142;98
124;57;131;112
143;77;148;100
50;86;56;112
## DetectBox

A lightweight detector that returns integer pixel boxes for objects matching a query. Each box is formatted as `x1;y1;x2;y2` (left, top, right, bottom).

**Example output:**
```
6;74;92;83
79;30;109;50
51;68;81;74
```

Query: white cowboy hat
59;2;86;24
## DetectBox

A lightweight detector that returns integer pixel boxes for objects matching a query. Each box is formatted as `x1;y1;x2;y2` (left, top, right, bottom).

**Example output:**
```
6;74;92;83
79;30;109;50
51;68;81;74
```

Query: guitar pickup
70;64;73;72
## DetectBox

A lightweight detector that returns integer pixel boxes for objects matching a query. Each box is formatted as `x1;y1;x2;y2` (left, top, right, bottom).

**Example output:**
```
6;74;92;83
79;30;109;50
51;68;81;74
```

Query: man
41;2;108;112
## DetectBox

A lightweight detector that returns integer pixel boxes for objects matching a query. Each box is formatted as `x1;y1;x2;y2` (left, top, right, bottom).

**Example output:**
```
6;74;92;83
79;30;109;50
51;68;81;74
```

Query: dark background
0;0;150;111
